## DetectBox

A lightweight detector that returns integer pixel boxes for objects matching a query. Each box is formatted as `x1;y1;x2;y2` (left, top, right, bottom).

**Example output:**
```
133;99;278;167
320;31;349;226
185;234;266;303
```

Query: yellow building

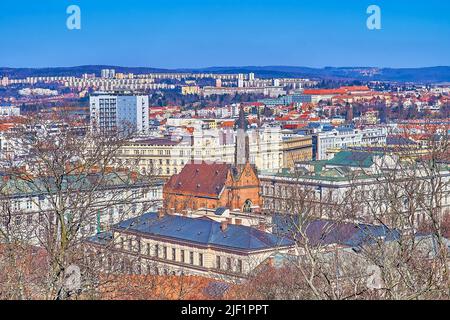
282;136;313;169
114;138;190;178
181;86;200;95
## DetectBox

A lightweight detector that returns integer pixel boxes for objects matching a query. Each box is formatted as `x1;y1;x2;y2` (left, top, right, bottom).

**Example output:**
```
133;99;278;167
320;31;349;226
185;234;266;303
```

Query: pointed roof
235;106;249;131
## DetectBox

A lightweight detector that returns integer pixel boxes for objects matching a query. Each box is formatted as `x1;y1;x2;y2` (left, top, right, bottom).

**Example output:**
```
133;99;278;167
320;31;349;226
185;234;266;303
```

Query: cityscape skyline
0;0;449;304
1;0;450;69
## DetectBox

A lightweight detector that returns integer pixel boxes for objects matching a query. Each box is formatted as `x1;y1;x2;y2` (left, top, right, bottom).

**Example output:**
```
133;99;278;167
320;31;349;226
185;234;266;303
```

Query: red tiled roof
340;86;370;92
165;162;231;198
303;89;346;95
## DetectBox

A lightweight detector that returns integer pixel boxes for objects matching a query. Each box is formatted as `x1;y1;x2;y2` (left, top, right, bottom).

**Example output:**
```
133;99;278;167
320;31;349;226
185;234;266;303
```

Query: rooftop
164;162;231;198
111;212;294;252
325;151;375;168
131;138;180;146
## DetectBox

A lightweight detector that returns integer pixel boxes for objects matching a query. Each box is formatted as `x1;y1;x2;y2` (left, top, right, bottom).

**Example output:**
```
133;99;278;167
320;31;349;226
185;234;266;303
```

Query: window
26;199;33;210
146;243;151;255
227;257;232;271
189;252;194;265
243;199;253;213
172;248;176;261
237;260;243;273
27;214;33;225
180;250;185;263
154;244;159;257
163;246;167;259
15;215;22;226
199;253;203;267
216;256;221;269
108;207;114;221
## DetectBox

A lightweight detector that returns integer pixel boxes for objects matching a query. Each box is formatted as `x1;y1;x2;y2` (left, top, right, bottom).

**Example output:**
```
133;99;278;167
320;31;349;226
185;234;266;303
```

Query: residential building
314;127;363;160
282;135;313;169
101;69;116;79
0;172;164;245
114;126;283;177
90;93;149;134
260;150;450;227
0;106;20;118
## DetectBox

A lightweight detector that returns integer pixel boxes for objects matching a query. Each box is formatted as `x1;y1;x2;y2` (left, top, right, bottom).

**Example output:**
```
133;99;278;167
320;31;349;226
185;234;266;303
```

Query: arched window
243;199;253;213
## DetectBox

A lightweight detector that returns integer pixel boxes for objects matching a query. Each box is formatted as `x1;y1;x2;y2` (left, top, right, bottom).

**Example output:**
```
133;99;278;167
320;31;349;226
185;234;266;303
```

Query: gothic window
243;199;253;213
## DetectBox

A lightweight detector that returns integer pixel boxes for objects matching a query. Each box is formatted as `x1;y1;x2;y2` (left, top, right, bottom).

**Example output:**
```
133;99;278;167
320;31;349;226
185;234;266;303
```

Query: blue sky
0;0;449;68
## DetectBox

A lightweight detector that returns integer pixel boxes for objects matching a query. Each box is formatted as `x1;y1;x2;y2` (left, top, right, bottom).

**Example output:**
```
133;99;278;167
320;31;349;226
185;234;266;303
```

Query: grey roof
114;212;294;252
273;215;401;248
0;172;163;198
88;231;113;245
214;207;228;216
386;136;417;146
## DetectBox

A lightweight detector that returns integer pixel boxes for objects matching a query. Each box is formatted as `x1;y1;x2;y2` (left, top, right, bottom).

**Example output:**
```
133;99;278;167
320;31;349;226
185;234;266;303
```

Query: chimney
220;221;228;232
130;171;138;181
158;208;165;219
258;222;266;232
105;166;113;174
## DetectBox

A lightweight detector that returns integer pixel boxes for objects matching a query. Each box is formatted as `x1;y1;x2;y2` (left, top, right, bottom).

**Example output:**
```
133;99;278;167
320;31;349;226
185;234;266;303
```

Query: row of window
117;239;244;273
117;158;185;167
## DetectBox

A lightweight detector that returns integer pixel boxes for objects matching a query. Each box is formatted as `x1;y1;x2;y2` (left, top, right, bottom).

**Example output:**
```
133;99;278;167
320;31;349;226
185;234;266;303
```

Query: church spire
237;105;247;131
235;105;250;167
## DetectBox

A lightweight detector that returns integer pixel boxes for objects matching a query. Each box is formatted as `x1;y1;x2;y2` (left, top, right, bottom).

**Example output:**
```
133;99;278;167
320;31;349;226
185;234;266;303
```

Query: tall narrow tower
235;106;250;167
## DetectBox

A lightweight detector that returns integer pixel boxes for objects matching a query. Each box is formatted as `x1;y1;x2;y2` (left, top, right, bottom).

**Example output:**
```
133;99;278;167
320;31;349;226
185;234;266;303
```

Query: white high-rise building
101;69;116;79
0;106;20;117
90;93;149;134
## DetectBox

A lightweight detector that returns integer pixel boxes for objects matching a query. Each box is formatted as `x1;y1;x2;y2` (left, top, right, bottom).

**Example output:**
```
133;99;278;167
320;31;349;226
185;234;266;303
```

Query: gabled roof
114;213;294;252
165;162;231;198
386;136;417;146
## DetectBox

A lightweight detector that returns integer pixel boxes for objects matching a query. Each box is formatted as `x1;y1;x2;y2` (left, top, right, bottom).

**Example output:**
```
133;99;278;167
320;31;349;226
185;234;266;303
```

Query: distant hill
191;66;450;83
1;65;450;83
0;65;173;78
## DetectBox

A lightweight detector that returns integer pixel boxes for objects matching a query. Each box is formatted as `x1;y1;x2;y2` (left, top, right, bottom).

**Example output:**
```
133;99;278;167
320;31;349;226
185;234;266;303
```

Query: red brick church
163;108;261;213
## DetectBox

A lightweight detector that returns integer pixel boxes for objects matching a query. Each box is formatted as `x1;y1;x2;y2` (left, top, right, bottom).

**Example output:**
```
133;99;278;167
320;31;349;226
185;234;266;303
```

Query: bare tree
0;114;161;300
246;129;449;300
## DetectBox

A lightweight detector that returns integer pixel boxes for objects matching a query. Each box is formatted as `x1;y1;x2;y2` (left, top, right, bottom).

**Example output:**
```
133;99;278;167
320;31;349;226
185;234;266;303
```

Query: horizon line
2;65;450;71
